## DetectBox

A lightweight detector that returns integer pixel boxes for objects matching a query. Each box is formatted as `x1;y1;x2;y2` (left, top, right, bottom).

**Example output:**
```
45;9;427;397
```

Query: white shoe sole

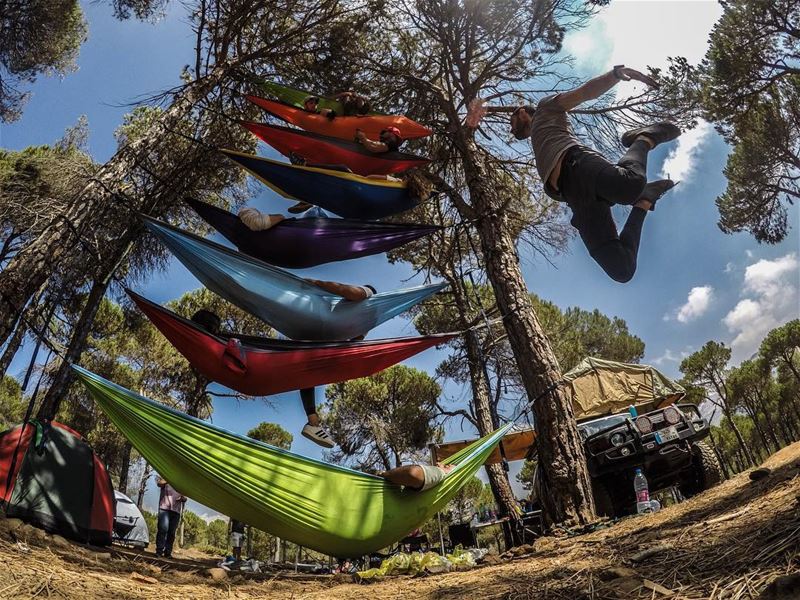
301;430;335;448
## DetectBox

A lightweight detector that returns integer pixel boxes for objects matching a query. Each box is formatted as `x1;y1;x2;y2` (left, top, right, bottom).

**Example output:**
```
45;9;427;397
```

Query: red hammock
130;291;455;397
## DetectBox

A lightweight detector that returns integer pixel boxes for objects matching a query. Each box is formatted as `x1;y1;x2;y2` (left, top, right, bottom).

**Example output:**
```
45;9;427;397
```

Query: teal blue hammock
145;218;447;341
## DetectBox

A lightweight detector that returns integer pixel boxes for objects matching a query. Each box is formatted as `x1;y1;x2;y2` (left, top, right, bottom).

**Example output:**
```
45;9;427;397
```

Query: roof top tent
0;421;115;545
112;491;149;549
429;358;686;463
563;357;686;421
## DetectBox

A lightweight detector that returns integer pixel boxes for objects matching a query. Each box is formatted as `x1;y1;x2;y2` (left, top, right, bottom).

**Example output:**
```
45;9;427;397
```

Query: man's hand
354;128;367;143
616;67;660;89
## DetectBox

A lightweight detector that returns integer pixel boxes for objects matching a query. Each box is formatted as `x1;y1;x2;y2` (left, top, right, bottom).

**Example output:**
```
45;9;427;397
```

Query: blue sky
2;1;798;517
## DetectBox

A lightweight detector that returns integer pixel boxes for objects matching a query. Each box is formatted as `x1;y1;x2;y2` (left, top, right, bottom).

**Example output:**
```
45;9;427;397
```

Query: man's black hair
191;309;222;335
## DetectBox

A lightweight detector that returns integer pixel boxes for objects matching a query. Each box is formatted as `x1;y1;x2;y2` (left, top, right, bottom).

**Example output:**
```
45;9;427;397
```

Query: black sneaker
638;179;677;211
621;122;681;148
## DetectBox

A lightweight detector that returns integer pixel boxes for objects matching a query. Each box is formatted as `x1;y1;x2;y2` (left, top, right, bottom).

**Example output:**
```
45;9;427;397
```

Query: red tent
0;421;114;545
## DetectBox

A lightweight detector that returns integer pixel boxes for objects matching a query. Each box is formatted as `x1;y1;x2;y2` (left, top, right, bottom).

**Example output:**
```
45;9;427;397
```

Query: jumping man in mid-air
481;65;681;283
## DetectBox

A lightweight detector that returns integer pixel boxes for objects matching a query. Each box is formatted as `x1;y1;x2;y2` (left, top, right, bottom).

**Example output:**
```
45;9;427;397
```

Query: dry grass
2;443;799;599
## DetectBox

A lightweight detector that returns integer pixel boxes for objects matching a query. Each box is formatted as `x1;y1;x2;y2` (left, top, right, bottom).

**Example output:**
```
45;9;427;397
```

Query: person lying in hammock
334;91;371;116
302;95;336;120
472;66;681;283
303;279;377;301
355;126;404;153
380;462;455;491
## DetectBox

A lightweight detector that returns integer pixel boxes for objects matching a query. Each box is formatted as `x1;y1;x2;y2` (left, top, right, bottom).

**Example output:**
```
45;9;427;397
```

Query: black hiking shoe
638;179;677;211
621;122;681;148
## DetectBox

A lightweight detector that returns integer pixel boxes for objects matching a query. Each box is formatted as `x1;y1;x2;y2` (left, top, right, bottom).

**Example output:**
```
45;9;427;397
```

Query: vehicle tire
681;441;723;497
693;441;723;490
591;480;618;518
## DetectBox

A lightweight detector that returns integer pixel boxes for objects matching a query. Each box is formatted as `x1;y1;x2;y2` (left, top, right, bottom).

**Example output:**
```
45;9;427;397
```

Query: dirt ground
1;443;799;600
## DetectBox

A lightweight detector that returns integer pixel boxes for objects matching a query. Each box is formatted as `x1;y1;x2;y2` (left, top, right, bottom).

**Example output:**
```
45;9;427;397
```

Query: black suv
535;404;723;518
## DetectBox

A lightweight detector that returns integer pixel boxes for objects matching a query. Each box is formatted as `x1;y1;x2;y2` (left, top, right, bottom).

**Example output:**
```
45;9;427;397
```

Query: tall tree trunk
118;442;133;495
136;461;153;509
723;406;756;466
740;398;774;455
38;278;111;418
706;429;729;480
753;389;782;450
0;283;50;379
781;351;800;385
0;66;229;348
462;325;522;548
455;137;593;526
0;319;26;379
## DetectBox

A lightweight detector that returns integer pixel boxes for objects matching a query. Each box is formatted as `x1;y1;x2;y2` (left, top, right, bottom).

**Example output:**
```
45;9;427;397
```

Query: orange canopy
430;427;537;464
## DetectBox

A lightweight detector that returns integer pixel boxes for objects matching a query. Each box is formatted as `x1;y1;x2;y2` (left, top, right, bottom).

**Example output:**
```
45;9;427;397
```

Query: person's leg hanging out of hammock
300;387;334;448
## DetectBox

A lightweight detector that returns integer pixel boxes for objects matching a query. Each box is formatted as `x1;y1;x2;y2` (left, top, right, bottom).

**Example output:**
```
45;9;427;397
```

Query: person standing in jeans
155;477;187;558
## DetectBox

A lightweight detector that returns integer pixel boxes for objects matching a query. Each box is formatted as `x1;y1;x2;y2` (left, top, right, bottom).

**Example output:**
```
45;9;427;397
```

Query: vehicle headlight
636;416;653;433
610;432;625;447
664;406;681;425
620;447;631;456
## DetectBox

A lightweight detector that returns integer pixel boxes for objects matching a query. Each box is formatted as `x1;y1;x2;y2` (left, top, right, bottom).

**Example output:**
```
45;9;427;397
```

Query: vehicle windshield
578;413;629;437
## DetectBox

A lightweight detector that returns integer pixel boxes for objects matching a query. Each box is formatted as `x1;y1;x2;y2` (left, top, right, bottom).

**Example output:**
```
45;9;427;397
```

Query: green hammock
74;366;512;557
260;80;381;115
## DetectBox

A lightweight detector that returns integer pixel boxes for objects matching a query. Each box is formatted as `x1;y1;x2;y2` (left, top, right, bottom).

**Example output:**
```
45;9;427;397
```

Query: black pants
300;387;316;417
156;509;181;557
558;140;651;283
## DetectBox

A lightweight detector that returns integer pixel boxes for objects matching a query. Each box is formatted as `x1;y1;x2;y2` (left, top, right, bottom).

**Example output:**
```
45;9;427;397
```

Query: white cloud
746;249;754;258
671;285;715;323
724;262;735;274
659;121;714;182
723;253;800;361
564;1;722;75
653;349;679;365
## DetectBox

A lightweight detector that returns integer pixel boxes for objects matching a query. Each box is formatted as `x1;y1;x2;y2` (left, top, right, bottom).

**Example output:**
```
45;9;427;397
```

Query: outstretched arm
555;66;659;111
355;129;389;153
304;278;370;301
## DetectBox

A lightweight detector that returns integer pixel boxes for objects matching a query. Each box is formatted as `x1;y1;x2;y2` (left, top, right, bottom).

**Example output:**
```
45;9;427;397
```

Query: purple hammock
186;198;439;269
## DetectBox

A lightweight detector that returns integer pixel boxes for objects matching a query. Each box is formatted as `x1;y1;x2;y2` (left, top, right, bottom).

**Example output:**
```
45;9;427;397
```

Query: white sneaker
301;424;335;448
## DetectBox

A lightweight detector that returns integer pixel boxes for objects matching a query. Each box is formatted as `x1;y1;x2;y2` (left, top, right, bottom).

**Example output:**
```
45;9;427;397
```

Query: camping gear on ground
144;217;447;341
563;357;686;420
247;95;432;141
357;547;484;580
259;80;381;115
112;490;149;549
75;366;512;557
128;291;455;396
221;149;419;219
185;198;438;269
0;421;114;545
241;122;429;176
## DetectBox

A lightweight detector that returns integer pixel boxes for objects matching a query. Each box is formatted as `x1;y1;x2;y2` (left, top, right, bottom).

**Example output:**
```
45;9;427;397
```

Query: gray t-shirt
529;94;581;187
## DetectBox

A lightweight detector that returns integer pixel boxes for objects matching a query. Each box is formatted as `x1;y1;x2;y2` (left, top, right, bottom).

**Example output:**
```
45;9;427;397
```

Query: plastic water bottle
634;468;652;514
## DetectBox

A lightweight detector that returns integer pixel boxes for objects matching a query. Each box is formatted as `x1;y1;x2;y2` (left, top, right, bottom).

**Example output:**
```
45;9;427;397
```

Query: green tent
563;357;686;420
